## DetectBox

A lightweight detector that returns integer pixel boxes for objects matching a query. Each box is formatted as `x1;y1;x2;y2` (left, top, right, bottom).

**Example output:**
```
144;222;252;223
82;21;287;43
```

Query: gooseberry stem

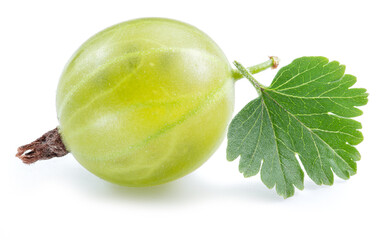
16;127;68;164
232;56;279;81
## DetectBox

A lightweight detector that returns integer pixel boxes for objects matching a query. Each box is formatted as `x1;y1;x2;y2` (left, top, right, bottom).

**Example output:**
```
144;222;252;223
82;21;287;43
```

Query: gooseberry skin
56;18;234;186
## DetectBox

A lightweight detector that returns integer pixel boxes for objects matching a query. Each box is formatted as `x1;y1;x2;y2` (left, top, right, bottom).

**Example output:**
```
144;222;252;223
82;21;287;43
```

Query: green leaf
227;57;368;198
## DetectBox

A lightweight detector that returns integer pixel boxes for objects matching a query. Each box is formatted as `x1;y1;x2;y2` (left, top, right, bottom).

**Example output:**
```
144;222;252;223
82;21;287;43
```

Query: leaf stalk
233;61;264;95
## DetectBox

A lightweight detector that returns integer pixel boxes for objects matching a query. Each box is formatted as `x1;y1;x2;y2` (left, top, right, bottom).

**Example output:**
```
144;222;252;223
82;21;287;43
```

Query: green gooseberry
56;18;235;186
17;18;276;187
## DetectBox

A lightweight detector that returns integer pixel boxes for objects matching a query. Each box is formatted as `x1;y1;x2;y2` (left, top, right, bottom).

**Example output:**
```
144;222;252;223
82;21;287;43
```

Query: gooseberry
16;18;277;186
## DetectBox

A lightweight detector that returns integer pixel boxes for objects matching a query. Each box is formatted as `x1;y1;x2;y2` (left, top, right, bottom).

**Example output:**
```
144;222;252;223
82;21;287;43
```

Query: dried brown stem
269;56;280;69
16;127;68;164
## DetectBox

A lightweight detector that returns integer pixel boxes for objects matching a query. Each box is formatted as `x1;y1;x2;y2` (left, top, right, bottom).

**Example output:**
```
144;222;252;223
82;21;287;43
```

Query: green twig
232;56;279;81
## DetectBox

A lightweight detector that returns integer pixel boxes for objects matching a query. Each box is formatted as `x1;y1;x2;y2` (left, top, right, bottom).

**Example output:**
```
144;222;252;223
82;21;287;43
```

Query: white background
1;0;377;239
